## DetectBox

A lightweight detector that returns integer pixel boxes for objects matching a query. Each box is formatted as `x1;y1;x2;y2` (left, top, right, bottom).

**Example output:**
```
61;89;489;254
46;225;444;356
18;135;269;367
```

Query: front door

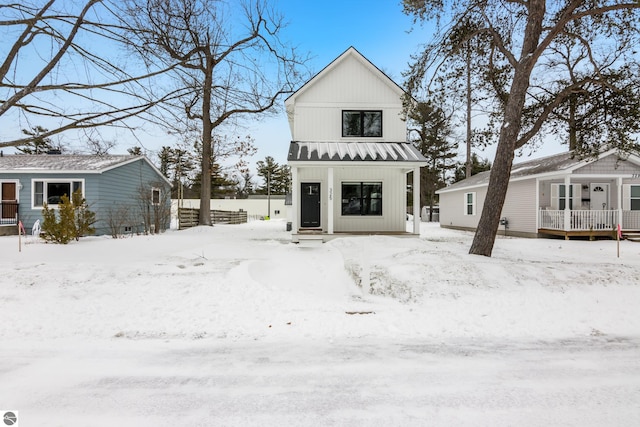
301;182;321;228
590;183;609;210
1;182;17;220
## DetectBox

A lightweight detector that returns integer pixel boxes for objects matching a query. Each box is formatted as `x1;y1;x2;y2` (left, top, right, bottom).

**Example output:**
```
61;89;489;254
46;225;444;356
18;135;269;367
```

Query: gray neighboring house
0;154;172;236
436;149;640;239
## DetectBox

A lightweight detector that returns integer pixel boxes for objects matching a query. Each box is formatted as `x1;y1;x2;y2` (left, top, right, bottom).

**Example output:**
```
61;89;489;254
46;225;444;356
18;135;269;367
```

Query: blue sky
246;0;436;167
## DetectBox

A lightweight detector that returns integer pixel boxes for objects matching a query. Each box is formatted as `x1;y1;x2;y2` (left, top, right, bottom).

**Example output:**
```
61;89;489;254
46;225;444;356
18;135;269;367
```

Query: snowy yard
1;220;639;426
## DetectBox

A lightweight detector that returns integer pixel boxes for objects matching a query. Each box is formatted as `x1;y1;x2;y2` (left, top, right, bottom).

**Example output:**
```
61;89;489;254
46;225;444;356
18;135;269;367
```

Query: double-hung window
342;110;382;137
631;185;640;210
33;179;83;208
464;192;476;215
342;182;382;216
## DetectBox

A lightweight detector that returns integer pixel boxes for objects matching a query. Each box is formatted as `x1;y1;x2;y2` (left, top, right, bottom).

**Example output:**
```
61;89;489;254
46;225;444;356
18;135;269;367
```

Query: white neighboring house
286;47;427;243
436;150;640;239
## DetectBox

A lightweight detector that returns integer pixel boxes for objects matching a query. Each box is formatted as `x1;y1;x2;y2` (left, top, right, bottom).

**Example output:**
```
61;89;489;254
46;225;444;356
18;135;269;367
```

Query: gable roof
0;154;171;185
437;149;640;194
288;141;427;164
285;46;405;106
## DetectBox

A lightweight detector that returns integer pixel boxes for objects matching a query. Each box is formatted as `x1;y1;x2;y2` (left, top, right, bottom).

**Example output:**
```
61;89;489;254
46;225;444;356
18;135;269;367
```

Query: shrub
40;189;96;244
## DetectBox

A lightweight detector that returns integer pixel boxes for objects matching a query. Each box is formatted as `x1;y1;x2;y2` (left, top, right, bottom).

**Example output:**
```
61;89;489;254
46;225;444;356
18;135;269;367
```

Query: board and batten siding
289;54;405;142
294;166;408;233
333;166;406;232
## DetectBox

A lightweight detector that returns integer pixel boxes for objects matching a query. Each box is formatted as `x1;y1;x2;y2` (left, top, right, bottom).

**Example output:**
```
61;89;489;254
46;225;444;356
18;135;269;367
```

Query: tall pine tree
407;101;458;221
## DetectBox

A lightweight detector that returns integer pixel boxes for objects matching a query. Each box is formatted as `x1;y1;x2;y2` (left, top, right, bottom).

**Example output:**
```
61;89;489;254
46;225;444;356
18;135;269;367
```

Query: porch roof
437;149;638;194
287;141;427;163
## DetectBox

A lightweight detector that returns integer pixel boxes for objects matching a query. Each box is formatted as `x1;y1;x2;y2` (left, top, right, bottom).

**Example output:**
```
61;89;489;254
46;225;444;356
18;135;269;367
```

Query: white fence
538;209;637;231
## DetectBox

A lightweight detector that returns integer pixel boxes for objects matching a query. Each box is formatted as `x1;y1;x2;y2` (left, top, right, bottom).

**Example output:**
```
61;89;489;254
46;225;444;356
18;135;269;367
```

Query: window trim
31;178;85;209
464;192;476;216
550;183;580;210
341;181;383;216
631;185;640;211
341;110;383;138
151;187;161;206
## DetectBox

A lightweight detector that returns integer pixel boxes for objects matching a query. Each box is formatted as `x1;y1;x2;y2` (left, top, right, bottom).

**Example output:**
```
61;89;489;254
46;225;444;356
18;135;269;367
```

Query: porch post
617;176;623;228
327;167;334;235
291;166;298;234
413;166;420;235
564;175;571;232
535;178;540;230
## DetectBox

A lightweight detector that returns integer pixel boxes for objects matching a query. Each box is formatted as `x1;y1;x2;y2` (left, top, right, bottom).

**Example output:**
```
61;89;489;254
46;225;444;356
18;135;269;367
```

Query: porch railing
622;211;640;229
539;209;640;231
0;201;19;225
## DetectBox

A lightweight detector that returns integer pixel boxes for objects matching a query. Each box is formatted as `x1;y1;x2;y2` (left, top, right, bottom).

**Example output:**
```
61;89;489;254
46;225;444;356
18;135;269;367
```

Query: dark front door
301;182;321;228
1;182;17;220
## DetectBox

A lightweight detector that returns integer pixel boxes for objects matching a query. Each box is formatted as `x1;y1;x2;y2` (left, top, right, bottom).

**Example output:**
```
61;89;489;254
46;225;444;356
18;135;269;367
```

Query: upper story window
342;110;382;137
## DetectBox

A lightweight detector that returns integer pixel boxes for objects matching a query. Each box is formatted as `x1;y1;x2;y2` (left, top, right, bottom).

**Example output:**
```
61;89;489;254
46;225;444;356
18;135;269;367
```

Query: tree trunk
465;43;472;179
469;0;545;256
199;55;214;226
568;93;577;151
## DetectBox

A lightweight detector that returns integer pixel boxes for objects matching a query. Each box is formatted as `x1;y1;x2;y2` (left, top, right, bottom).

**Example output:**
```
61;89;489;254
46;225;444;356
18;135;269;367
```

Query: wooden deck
538;228;640;240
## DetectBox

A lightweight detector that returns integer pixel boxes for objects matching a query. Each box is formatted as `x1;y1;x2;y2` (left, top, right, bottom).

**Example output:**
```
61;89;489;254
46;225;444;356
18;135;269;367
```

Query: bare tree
120;0;309;226
0;1;184;149
404;0;640;256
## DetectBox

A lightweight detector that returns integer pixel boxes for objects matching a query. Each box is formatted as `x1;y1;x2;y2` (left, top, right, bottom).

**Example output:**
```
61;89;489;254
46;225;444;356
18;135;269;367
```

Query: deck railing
539;209;636;231
622;211;640;229
0;201;19;225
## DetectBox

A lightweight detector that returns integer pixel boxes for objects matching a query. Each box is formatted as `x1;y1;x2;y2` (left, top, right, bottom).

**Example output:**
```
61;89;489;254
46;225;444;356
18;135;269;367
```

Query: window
464;192;476;215
342;110;382;137
151;187;161;206
551;184;580;210
32;180;83;207
631;185;640;210
341;182;382;216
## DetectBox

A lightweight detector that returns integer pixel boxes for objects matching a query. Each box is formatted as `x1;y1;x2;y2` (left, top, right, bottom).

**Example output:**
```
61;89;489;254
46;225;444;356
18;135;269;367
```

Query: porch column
617;176;623;228
413;166;420;235
291;166;298;233
327;167;334;235
564;175;571;232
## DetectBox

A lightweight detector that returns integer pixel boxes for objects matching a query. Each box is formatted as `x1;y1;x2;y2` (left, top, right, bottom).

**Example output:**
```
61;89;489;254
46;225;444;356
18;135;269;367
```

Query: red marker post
617;223;622;258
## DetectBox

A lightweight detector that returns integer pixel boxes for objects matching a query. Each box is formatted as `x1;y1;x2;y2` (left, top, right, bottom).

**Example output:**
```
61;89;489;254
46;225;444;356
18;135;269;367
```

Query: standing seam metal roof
288;141;427;163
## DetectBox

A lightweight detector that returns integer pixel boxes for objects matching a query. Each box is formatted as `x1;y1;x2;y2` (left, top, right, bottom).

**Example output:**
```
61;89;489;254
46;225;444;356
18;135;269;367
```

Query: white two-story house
286;47;427;243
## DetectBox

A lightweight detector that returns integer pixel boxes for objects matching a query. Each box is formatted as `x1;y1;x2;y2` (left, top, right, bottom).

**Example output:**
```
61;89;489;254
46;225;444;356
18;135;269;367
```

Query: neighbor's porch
538;208;640;239
537;175;640;239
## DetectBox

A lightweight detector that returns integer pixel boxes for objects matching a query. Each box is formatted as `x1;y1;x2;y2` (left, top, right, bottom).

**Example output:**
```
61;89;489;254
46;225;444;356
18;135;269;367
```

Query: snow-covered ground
1;220;639;426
